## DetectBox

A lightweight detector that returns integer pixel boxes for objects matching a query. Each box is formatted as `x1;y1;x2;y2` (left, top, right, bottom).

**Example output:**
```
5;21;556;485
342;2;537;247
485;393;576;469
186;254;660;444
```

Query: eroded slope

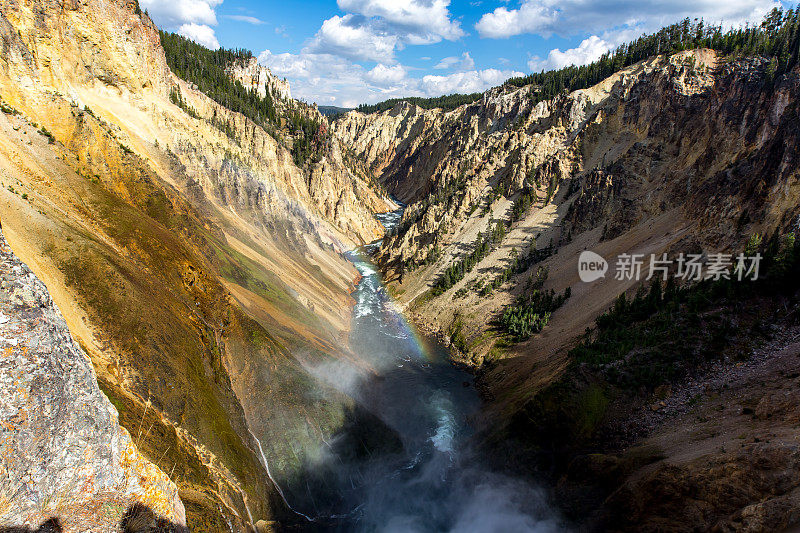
0;0;394;529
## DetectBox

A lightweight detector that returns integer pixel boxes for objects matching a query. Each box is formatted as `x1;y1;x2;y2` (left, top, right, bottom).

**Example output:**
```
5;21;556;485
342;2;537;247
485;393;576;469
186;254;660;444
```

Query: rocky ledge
0;229;185;531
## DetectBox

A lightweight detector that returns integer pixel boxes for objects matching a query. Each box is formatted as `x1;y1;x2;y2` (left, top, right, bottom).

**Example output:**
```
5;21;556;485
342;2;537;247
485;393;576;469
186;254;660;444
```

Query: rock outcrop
229;58;292;101
0;229;185;530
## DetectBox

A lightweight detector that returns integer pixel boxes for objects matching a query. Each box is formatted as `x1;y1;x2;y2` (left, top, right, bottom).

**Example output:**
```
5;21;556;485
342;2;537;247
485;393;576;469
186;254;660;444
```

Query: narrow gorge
1;1;799;532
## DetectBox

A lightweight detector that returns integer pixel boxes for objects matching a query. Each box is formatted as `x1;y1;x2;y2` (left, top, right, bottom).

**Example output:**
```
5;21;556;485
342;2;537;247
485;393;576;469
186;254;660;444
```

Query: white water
247;427;316;523
259;205;565;531
335;234;563;532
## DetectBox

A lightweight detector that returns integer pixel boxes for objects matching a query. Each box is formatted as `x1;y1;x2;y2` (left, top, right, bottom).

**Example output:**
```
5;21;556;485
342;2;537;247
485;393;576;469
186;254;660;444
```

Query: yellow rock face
0;0;396;529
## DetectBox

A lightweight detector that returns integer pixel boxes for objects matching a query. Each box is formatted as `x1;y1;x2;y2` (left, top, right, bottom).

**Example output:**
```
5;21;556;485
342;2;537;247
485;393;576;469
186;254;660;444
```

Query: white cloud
256;0;485;105
421;68;523;95
337;0;464;43
259;49;387;107
259;50;353;81
435;52;476;71
224;15;264;25
140;0;222;27
307;15;399;63
476;2;556;39
307;0;464;63
259;49;521;107
141;0;224;48
143;0;514;107
366;64;408;85
528;35;612;71
476;0;780;39
178;23;220;49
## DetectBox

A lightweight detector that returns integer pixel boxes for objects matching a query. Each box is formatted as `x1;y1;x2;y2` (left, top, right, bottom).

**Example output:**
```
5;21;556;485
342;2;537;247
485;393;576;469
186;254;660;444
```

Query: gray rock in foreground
0;229;185;530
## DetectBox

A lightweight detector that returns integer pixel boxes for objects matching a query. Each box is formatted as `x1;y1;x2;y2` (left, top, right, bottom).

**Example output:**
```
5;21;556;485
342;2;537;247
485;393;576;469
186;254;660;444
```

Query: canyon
0;1;799;532
336;43;800;532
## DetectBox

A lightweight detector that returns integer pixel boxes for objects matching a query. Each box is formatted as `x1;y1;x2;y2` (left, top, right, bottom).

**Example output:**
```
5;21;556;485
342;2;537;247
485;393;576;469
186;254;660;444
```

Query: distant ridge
318;105;352;117
356;9;799;114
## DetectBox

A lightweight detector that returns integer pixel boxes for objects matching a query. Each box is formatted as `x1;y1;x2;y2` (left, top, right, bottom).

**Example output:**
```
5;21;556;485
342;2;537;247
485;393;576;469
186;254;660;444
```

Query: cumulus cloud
421;68;523;95
337;0;464;43
476;2;557;39
476;0;780;39
259;49;520;107
528;35;612;71
435;52;476;71
366;64;408;85
256;0;501;106
259;49;389;107
177;22;220;49
306;0;464;63
140;0;222;27
141;0;223;48
307;14;399;63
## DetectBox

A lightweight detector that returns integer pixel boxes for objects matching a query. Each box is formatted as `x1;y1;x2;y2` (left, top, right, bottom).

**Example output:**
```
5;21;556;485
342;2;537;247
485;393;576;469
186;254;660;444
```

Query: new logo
578;250;608;282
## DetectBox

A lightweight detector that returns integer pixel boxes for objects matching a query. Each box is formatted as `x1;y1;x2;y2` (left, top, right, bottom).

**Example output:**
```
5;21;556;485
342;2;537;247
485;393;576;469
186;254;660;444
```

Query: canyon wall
337;48;800;530
338;48;799;376
0;0;393;529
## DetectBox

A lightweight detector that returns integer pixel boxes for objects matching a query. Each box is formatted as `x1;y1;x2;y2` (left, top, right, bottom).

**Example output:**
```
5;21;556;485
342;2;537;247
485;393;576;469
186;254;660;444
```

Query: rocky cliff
337;48;799;367
229;58;292;101
336;47;800;530
0;0;394;529
0;228;185;531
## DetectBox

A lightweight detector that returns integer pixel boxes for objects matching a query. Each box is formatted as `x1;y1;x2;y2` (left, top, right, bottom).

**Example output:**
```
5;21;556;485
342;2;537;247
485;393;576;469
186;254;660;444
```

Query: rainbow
347;245;441;364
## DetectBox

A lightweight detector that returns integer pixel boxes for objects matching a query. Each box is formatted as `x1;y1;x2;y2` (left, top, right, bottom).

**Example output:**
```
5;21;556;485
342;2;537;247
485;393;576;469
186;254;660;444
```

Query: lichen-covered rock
0;230;185;530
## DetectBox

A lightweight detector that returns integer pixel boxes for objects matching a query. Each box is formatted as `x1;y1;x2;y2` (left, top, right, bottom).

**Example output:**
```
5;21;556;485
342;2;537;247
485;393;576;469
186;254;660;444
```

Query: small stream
287;206;561;532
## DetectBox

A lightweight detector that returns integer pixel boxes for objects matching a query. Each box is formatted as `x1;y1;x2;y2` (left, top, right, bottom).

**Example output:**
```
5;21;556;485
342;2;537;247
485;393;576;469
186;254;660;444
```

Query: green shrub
499;268;571;341
0;101;18;115
38;126;55;143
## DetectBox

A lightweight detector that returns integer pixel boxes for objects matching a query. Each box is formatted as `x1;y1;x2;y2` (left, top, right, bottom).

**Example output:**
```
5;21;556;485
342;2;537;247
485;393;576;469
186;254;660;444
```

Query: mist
274;212;568;531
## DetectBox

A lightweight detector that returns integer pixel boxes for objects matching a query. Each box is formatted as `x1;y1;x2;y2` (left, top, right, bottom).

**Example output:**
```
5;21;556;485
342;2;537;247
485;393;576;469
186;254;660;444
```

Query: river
286;207;562;532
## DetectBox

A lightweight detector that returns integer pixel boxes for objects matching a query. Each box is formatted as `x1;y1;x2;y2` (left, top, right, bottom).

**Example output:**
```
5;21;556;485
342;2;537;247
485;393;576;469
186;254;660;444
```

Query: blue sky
141;0;785;107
